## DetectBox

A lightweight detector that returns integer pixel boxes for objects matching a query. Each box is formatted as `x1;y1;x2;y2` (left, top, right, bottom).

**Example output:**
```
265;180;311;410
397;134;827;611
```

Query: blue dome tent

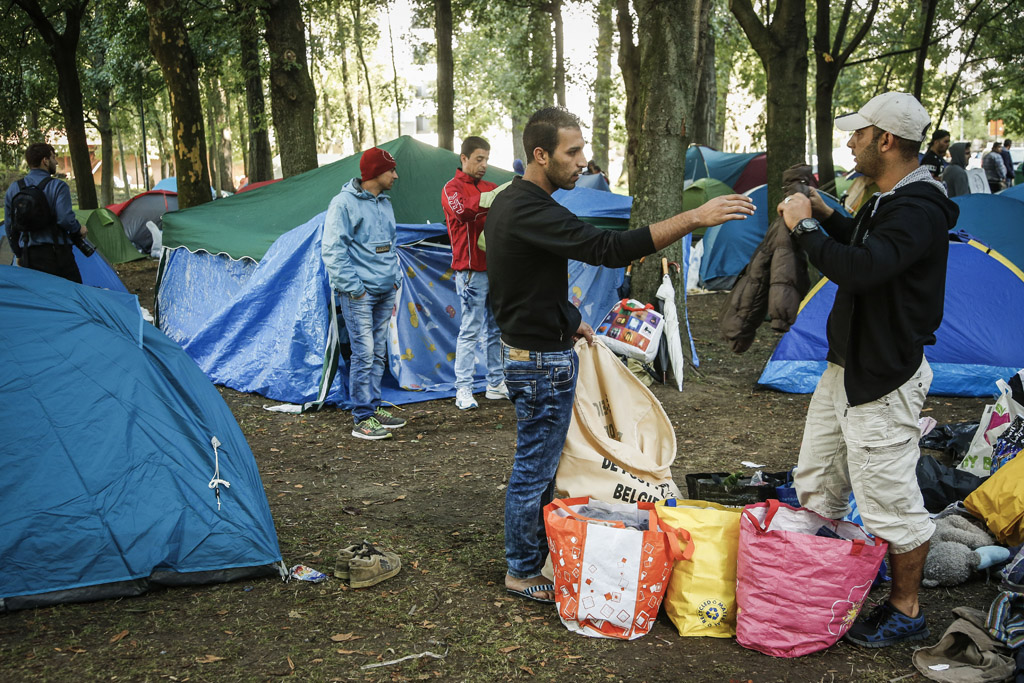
758;237;1024;397
0;266;284;611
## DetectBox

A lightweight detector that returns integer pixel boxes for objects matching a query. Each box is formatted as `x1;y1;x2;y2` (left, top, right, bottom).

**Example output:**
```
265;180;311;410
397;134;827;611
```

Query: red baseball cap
360;147;397;182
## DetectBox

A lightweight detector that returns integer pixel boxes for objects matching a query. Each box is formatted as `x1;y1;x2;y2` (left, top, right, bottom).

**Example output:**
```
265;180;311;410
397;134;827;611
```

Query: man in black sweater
778;92;959;648
487;107;754;603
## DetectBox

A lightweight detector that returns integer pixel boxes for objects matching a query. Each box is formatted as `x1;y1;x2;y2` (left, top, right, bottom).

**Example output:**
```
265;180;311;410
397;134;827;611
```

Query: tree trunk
239;0;274;182
730;0;808;210
512;114;527;165
351;1;378;146
151;103;169;183
551;0;565;107
212;76;235;193
116;123;131;199
14;0;98;209
529;8;554;107
435;0;454;150
628;0;709;306
204;80;221;193
340;41;361;151
692;16;717;148
95;91;115;206
144;0;212;209
911;0;938;99
386;4;401;137
264;0;318;178
616;0;640;193
591;0;614;171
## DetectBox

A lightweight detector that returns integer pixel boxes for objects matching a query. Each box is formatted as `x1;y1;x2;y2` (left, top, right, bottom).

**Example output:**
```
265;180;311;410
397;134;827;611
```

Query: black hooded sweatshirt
794;173;959;405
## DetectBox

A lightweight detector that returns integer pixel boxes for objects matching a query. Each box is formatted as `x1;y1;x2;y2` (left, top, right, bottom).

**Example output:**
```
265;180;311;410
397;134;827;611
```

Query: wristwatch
792;217;821;236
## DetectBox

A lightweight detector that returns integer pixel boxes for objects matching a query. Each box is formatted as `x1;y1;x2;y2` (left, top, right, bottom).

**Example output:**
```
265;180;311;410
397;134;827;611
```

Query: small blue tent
1000;184;1024;202
1;235;129;293
0;266;283;611
685;146;759;188
575;173;611;191
758;238;1024;397
698;185;848;290
951;194;1024;268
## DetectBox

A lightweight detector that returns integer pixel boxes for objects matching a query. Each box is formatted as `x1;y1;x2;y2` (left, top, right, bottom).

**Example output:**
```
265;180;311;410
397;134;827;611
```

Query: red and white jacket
442;168;496;271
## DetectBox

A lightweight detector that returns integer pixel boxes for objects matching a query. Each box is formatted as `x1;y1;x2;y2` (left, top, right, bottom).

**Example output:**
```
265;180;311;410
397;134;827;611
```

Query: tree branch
728;0;772;56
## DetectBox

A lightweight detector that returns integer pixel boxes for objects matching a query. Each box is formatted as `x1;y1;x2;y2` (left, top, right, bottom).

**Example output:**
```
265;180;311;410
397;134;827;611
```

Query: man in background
442;136;507;411
4;143;87;282
1000;139;1015;187
919;129;950;179
983;141;1007;193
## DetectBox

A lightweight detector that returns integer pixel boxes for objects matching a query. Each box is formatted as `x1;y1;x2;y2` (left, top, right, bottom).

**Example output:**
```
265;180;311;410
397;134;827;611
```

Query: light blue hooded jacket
322;178;402;298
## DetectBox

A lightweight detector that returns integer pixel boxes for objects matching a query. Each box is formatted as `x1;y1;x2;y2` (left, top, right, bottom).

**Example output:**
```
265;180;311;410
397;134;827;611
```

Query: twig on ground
361;651;446;670
888;673;917;682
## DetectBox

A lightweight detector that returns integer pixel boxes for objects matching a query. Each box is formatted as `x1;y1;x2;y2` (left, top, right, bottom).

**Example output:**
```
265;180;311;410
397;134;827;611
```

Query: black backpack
10;176;55;234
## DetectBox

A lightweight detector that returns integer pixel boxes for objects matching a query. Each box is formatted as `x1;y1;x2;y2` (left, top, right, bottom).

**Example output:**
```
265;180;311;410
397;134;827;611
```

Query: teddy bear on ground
922;514;1011;588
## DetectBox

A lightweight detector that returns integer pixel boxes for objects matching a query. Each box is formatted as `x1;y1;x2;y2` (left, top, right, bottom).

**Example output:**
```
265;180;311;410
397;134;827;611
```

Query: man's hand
807;188;834;221
776;193;812;230
79;223;88;238
574;321;594;345
690;194;756;227
650;194;755;250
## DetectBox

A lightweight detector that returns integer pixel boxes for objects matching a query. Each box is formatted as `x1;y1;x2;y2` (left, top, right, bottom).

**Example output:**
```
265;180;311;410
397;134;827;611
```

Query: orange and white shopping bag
543;496;693;640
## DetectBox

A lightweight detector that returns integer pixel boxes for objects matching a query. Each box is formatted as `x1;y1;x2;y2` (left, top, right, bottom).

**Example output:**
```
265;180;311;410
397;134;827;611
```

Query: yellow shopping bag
655;499;741;637
965;453;1024;546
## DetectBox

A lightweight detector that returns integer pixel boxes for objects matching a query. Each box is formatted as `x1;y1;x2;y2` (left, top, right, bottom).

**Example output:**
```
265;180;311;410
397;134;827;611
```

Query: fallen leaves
108;630;129;644
498;645;521;654
196;654;225;663
330;633;362;642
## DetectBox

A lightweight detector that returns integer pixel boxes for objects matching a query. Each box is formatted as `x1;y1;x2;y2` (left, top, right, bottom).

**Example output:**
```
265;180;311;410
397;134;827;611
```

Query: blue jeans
340;289;395;422
502;344;578;578
454;270;503;389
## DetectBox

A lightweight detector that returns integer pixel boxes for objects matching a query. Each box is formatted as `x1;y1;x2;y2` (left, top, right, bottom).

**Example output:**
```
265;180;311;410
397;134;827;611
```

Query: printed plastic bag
594;299;665;363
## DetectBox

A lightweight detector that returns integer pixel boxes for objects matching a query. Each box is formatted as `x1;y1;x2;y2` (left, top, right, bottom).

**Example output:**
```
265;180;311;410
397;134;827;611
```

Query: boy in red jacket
442;136;506;410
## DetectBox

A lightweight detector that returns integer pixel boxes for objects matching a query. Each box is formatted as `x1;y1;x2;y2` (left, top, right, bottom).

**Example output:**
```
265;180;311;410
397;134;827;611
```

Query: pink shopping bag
735;500;888;657
544;496;693;640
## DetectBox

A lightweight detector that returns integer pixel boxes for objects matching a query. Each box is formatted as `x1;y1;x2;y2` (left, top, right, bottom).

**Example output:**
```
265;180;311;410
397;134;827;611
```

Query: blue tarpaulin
0;266;283;610
686;146;759;188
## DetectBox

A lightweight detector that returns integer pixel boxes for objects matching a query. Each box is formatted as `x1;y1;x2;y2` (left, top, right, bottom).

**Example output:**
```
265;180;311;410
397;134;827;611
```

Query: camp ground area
0;254;999;683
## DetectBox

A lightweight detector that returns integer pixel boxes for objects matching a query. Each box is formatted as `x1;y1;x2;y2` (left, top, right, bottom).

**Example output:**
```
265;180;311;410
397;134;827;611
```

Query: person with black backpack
4;142;87;283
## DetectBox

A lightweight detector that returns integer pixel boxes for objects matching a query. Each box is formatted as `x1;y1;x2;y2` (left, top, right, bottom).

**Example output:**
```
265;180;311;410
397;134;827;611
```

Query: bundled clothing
719;165;815;354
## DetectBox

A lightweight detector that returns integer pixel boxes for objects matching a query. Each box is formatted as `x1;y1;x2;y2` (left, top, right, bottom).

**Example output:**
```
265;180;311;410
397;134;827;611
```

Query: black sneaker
373;406;406;429
352;417;392;440
844;601;929;648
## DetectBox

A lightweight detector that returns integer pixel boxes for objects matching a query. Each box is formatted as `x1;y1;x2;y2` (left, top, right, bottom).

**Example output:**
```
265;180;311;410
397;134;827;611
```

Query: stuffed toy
922;515;1011;587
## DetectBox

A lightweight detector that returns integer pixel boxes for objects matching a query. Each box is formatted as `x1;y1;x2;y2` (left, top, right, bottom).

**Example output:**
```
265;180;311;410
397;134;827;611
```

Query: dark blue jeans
340;288;396;422
502;344;578;579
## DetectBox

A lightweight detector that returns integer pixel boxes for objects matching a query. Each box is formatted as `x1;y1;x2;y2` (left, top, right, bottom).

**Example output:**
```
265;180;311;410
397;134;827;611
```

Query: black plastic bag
919;422;979;464
916;455;984;513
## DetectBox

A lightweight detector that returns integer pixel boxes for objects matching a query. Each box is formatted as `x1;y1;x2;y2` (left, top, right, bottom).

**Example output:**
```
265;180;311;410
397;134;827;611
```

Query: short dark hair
522;107;581;164
930;129;950;143
871;127;921;161
25;143;55;168
460;136;489;158
1005;139;1013;146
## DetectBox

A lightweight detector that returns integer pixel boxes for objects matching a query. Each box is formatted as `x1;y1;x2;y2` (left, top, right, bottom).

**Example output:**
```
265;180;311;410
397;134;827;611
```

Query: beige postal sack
556;338;681;504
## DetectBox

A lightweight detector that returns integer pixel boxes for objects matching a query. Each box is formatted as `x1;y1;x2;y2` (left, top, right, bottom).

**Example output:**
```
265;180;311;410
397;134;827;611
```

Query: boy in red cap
322;147;405;440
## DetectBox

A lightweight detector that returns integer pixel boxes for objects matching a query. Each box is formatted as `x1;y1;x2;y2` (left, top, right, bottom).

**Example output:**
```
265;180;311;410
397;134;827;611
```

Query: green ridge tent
86;208;146;264
162;136;516;261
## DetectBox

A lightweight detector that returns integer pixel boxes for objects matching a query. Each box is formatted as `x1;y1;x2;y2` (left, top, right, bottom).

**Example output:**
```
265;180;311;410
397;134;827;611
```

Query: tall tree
627;0;711;305
547;0;565;107
591;0;614;171
237;0;273;182
730;0;808;210
264;0;318;177
143;0;211;208
350;0;378;146
12;0;98;209
813;0;879;185
435;0;454;150
691;11;716;148
911;0;940;99
616;0;640;192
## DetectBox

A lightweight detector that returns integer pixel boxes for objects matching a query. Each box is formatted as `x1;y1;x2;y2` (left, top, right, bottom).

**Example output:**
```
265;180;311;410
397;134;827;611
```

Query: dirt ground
0;259;1000;683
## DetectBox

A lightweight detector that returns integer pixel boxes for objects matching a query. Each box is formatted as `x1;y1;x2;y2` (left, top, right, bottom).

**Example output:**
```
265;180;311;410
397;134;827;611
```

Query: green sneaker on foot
373;406;406;429
352;416;392;440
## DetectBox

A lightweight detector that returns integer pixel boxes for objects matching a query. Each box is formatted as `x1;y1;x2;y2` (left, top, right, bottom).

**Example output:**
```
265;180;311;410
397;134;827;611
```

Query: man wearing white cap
777;92;960;648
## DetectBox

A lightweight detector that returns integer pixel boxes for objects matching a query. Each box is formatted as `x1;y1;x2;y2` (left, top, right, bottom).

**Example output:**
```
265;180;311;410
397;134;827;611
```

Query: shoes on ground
844;601;929;648
373;406;406;429
455;387;478;410
485;381;510;400
352;416;392;440
334;540;401;588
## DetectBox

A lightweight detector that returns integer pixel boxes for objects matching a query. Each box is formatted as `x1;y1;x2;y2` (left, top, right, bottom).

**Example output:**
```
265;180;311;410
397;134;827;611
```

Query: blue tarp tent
686;146;759;187
951;194;1024;269
1;235;129;293
552;186;631;220
575;173;611;191
758;238;1024;397
698;185;848;290
157;218;625;409
0;266;283;611
1000;184;1024;202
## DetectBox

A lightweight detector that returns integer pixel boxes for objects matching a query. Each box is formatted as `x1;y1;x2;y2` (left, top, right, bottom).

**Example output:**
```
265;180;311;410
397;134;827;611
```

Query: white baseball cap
834;92;931;142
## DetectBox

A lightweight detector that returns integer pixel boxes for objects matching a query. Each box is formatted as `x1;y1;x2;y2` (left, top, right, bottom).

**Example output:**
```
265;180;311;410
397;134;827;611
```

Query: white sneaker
485;381;510;400
455;387;478;410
